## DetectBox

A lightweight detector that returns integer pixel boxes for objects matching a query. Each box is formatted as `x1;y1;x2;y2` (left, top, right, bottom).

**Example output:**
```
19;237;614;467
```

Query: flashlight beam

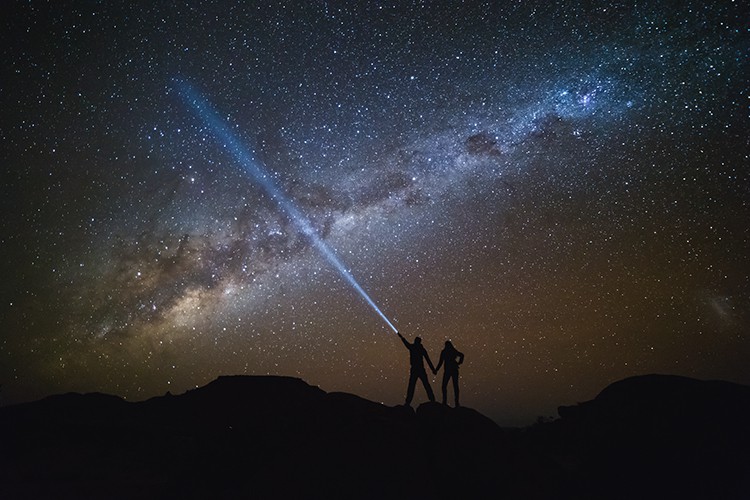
176;80;398;333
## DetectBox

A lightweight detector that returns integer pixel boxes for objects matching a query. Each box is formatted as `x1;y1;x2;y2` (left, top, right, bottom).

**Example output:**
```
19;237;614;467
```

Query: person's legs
419;371;435;402
452;371;460;407
405;371;418;405
442;372;450;404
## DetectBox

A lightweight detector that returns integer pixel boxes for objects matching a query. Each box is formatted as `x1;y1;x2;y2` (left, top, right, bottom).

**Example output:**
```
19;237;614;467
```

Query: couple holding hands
397;331;464;408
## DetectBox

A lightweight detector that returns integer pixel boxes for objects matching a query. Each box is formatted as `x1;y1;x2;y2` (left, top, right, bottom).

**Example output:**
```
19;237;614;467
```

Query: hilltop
1;374;748;499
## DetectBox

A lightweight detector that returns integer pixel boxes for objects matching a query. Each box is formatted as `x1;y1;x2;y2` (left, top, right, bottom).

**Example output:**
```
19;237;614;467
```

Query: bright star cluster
1;1;747;424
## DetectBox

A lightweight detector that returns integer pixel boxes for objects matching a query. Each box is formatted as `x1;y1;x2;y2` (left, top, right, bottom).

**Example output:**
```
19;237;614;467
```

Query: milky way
2;1;747;424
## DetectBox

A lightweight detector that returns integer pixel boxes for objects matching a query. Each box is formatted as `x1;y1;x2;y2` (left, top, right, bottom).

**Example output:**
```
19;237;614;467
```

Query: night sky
2;1;747;425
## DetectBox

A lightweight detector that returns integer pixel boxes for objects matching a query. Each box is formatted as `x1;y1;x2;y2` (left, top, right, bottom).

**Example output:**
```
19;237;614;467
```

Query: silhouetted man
397;331;436;406
434;340;464;407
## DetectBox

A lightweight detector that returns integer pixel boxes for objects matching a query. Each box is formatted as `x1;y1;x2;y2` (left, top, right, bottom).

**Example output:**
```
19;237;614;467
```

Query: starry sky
1;0;747;425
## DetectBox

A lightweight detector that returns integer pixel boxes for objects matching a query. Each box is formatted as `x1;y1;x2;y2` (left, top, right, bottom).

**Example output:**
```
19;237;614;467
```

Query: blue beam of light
175;80;398;334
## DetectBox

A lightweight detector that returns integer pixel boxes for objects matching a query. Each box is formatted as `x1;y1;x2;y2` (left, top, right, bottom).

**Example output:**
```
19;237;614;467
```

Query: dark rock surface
1;374;748;499
543;374;750;499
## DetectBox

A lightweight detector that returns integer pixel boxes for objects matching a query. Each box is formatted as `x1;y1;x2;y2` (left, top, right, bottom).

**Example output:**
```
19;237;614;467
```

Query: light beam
176;80;398;333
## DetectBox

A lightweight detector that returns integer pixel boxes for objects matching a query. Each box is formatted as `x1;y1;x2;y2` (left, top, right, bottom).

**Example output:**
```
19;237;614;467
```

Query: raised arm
397;331;410;349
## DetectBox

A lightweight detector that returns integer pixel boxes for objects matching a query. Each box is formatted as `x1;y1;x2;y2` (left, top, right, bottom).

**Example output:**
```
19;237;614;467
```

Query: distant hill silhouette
537;374;750;499
1;374;748;499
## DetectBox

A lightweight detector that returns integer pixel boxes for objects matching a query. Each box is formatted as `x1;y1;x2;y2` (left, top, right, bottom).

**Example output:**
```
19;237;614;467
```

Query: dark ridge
1;374;748;499
546;374;750;499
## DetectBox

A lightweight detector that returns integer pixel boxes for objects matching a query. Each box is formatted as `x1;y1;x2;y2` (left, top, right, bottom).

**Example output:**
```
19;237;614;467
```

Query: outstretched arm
434;350;444;373
397;331;409;349
424;350;436;374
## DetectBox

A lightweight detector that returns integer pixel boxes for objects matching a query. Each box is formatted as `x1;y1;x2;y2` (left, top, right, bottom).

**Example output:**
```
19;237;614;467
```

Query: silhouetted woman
434;340;464;407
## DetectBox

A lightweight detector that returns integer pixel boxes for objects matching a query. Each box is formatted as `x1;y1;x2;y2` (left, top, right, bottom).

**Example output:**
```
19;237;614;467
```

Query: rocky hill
1;374;748;499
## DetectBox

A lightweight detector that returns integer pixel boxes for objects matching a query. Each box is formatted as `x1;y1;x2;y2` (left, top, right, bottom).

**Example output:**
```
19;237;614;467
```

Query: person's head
414;336;422;344
445;340;453;349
